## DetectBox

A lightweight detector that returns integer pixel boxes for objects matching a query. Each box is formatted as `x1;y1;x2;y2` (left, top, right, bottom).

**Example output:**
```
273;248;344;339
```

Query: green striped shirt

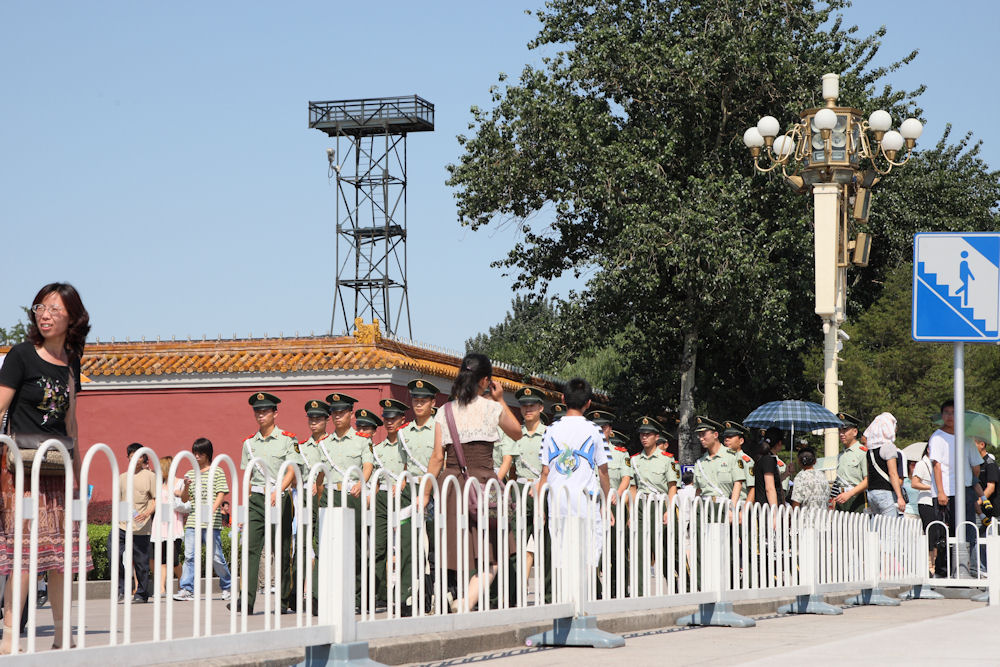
184;467;229;530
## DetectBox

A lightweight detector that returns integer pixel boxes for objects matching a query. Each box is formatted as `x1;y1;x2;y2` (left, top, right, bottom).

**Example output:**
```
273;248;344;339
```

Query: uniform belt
377;482;391;491
250;485;266;495
516;477;537;484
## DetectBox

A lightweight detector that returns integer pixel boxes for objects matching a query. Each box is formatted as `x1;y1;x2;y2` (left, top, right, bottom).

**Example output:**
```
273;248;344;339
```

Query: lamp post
744;73;922;462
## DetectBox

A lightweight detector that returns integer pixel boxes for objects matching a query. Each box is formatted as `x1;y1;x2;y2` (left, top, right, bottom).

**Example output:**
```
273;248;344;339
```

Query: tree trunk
678;329;699;465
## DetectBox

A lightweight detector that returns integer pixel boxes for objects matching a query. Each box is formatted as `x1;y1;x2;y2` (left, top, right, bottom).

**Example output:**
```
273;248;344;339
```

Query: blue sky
2;1;996;353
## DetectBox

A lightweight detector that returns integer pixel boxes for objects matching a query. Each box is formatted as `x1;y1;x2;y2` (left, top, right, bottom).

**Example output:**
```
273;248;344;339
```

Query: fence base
845;588;901;607
676;602;755;628
525;615;625;649
971;590;989;602
300;641;384;667
900;584;945;600
777;593;843;615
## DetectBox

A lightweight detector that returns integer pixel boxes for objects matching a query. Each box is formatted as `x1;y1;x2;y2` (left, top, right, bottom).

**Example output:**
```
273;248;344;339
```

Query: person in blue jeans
173;438;232;601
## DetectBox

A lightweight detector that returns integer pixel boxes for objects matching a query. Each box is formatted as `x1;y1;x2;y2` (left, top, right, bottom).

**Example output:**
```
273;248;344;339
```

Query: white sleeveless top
434;396;502;445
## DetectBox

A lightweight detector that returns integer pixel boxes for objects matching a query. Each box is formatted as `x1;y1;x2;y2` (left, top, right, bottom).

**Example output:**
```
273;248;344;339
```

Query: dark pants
244;493;293;611
371;489;414;608
934;488;979;576
109;531;151;600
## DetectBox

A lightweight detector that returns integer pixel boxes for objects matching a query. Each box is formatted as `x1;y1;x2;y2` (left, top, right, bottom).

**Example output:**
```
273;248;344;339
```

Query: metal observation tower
308;95;434;338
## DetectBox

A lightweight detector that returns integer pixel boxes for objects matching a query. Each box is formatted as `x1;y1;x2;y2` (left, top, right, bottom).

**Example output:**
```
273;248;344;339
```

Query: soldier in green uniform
321;392;367;610
398;378;439;613
605;429;634;597
693;417;742;508
233;392;303;615
510;386;551;603
631;417;679;595
721;420;754;506
363;399;414;613
292;399;333;614
550;403;567;422
832;413;868;512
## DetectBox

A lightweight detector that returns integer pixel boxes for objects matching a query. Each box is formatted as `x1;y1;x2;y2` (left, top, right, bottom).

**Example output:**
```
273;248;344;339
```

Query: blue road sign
912;232;1000;342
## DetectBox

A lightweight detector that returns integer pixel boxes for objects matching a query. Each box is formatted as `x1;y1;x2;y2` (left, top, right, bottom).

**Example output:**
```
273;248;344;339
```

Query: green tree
448;0;930;461
803;262;1000;444
0;308;30;346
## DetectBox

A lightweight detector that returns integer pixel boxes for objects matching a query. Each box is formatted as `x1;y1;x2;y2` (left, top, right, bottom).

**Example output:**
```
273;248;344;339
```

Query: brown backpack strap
443;402;470;481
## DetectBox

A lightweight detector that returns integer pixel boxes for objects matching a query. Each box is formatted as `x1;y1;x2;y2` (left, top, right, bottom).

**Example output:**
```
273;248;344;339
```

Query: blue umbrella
744;400;844;431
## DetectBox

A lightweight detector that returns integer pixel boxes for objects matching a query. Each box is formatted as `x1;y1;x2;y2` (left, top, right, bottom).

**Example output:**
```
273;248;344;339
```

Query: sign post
913;232;1000;578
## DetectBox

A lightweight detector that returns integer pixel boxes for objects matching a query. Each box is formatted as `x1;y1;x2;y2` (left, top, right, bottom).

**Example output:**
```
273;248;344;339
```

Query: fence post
677;516;755;628
846;523;900;606
778;523;842;615
301;507;384;666
901;525;943;600
525;512;625;648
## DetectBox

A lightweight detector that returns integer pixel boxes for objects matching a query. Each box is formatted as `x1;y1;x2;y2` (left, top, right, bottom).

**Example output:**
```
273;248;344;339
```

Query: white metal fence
0;436;990;664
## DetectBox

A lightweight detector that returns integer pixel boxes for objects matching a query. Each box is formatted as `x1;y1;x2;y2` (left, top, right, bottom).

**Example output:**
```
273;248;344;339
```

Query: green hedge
87;525;236;581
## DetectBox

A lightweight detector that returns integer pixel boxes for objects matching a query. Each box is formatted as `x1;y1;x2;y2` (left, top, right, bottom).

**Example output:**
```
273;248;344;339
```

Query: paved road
401;599;999;666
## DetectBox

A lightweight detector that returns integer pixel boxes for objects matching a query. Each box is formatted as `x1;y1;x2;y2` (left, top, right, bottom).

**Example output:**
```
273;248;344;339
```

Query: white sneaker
221;589;232;601
173;589;194;601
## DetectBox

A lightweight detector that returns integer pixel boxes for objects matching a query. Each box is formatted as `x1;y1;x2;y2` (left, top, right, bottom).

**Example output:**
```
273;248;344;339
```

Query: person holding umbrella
832;413;868;513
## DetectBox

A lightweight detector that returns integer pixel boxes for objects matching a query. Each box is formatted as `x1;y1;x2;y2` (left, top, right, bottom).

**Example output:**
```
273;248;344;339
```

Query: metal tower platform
309;95;434;338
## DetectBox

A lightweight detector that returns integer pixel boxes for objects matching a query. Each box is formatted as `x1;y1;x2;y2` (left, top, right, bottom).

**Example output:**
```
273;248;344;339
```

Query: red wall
77;383;417;501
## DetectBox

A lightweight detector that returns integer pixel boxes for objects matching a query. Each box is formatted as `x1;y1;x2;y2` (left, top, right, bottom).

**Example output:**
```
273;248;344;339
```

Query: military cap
304;399;330;418
637;416;665;434
355;408;383;430
837;412;861;429
610;430;627;446
586;410;616;426
326;392;358;411
515;386;545;405
693;416;723;433
431;406;438;417
249;392;280;409
379;398;410;418
539;412;550;426
721;420;748;439
657;430;677;444
550;404;567;421
407;378;440;398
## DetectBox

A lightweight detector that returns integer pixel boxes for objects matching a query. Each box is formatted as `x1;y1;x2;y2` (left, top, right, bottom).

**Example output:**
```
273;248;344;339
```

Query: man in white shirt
538;378;610;566
928;399;984;576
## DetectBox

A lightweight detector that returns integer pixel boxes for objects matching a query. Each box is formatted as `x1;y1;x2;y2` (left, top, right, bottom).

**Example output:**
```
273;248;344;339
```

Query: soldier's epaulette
299;439;310;446
661;451;674;457
282;430;296;439
777;459;786;466
614;446;628;452
859;445;868;452
630;452;640;457
742;453;752;462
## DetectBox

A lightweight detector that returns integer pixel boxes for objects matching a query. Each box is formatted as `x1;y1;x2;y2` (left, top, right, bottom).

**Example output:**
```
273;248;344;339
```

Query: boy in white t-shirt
538;378;610;565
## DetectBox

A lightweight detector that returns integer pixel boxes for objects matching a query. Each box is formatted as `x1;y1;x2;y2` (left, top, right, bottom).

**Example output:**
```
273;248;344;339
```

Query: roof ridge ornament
353;318;382;346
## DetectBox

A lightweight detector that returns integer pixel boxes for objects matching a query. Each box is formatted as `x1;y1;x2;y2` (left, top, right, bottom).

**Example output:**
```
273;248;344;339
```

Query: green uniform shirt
241;427;304;488
605;446;635;491
694;449;738;500
777;458;790;494
631;449;679;494
512;425;546;480
726;448;755;500
320;428;368;485
493;429;515;472
836;441;868;486
298;433;331;477
364;437;408;484
399;420;435;474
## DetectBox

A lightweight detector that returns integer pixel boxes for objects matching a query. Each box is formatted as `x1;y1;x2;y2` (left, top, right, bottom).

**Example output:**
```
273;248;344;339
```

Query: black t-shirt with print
0;341;81;436
980;457;1000;518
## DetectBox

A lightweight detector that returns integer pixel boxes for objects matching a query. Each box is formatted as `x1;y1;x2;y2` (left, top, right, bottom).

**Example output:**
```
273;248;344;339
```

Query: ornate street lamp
744;73;922;462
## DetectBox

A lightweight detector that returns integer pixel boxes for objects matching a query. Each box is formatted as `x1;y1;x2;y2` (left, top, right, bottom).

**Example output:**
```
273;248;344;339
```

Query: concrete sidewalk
399;598;995;667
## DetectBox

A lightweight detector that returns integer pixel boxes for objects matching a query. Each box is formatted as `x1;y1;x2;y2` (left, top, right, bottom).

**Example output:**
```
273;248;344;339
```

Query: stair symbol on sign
917;262;998;337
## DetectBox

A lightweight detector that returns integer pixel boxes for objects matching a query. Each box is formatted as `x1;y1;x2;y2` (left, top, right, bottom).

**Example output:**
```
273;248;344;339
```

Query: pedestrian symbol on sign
912;233;1000;342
